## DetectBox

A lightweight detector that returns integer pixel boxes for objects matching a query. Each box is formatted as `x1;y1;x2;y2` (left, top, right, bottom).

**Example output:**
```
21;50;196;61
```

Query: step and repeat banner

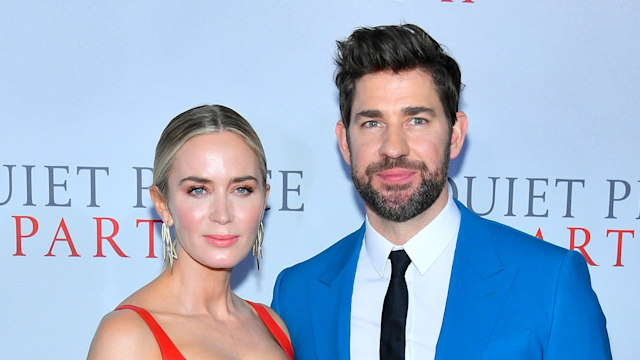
1;1;638;359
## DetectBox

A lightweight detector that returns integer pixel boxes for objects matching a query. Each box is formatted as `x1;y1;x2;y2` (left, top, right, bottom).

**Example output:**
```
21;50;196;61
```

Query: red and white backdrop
1;1;638;358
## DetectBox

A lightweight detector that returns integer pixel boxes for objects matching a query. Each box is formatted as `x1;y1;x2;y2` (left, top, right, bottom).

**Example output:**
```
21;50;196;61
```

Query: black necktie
380;249;412;359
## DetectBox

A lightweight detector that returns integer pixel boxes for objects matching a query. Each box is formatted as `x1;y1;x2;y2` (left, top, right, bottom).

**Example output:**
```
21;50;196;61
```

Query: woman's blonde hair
153;105;267;197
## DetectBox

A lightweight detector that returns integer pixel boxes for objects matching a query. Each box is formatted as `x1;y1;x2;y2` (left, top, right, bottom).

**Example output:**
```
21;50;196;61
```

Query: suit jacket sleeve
545;250;612;359
271;269;284;314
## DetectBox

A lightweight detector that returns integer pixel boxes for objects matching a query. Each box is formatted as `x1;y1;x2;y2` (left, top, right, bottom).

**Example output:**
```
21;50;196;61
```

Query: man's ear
335;120;351;165
450;111;468;160
149;186;173;226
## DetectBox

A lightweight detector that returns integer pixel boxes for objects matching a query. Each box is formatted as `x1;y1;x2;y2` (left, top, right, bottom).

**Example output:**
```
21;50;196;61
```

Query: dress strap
246;300;295;360
114;305;186;360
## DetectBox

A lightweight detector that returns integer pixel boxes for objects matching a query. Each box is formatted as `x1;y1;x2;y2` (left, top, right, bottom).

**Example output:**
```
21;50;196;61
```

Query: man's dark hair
335;24;462;130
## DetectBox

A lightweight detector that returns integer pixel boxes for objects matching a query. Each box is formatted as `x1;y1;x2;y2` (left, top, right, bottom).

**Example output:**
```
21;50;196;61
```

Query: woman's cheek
172;201;208;231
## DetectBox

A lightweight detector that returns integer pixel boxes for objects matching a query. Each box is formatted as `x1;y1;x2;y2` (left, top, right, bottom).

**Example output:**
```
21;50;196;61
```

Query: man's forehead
351;69;443;117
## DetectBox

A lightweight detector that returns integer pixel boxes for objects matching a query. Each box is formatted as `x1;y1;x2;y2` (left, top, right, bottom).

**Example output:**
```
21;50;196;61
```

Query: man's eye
409;117;427;125
363;120;380;128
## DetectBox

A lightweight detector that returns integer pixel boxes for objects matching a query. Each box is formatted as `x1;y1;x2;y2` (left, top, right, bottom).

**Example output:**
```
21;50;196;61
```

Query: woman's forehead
170;132;262;181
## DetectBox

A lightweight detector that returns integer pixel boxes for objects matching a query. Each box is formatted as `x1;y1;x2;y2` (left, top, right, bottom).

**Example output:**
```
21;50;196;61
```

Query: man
272;24;611;359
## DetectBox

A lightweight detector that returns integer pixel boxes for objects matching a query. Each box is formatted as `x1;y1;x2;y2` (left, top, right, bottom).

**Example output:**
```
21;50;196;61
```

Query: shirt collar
364;189;461;277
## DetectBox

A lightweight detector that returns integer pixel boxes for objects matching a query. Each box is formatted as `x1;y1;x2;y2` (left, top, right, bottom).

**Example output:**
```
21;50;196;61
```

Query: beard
351;146;450;223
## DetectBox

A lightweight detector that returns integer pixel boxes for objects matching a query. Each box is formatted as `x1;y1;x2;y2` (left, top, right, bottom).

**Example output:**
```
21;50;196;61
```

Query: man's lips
204;234;239;247
376;168;417;183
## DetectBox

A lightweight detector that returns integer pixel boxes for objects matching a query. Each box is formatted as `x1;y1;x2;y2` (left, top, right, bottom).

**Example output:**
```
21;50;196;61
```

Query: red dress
115;301;294;360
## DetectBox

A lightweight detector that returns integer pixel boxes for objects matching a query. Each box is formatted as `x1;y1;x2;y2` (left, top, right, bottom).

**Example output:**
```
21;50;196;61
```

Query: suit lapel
436;201;518;359
308;224;365;360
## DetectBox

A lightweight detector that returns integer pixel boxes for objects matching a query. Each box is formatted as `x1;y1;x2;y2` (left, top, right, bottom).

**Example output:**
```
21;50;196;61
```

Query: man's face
336;68;466;222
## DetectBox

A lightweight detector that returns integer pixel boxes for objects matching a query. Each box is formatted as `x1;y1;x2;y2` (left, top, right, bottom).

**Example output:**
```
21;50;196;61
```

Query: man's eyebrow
354;107;436;120
403;106;436;116
354;109;383;119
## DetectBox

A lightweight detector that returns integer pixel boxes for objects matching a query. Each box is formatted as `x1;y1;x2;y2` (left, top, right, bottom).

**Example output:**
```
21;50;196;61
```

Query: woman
88;105;294;359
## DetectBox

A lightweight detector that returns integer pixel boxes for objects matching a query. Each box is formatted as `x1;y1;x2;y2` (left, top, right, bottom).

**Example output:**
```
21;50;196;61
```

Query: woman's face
154;131;268;270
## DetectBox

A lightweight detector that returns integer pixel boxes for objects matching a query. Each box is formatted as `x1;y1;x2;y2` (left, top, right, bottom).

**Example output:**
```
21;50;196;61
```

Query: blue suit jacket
272;200;611;359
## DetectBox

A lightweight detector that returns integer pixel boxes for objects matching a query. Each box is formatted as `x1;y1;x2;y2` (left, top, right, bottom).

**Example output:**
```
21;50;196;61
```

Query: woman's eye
189;186;206;196
235;186;254;195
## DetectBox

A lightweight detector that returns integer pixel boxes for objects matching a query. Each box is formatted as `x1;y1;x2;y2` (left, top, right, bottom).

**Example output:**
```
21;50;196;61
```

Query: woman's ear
263;184;271;217
149;186;173;226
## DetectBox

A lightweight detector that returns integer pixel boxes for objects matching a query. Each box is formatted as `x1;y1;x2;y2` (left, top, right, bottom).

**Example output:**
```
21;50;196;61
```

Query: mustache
364;157;427;177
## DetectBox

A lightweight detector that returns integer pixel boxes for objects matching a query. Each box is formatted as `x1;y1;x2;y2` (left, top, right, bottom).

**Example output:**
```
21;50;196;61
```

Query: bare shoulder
261;304;291;339
87;308;161;360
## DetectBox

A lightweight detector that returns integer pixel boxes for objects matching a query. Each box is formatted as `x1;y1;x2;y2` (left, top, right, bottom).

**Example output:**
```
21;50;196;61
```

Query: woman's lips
204;234;239;247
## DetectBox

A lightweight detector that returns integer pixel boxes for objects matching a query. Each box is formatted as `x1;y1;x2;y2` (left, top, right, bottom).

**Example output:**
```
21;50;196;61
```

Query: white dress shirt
350;192;461;360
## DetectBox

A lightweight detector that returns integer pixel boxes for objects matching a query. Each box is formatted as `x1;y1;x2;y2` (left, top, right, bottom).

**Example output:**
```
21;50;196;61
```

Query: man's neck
366;187;450;245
